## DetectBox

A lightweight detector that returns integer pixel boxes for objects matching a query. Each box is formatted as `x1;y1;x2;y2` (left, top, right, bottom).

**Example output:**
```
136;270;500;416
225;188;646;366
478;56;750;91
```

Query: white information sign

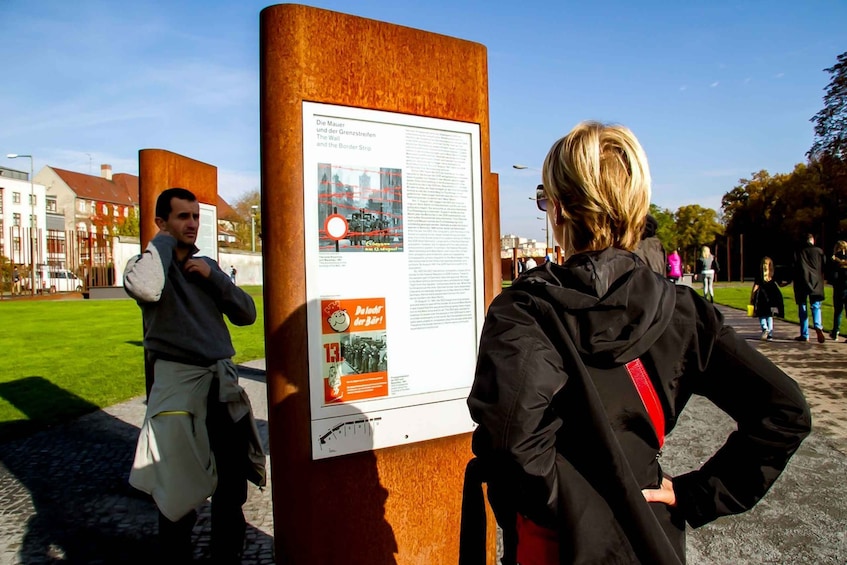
302;101;484;459
196;202;218;260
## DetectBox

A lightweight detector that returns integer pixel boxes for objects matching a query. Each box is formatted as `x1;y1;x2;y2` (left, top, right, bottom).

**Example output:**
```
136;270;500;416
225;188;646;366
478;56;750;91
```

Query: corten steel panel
137;149;218;248
136;149;219;398
260;4;500;564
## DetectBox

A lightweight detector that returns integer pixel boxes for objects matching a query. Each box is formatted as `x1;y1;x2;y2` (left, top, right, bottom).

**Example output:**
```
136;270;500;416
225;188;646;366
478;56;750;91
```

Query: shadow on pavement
0;377;273;564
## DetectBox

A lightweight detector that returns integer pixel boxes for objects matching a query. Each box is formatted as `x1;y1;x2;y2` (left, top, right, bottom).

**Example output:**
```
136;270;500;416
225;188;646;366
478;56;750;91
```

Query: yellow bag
747;304;755;317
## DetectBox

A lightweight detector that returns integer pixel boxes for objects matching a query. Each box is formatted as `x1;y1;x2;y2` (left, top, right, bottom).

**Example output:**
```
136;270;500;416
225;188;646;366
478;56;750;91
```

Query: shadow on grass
0;377;273;564
0;376;102;442
125;340;144;347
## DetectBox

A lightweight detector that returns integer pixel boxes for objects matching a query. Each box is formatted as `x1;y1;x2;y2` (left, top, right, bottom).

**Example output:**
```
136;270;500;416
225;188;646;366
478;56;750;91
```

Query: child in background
750;256;784;341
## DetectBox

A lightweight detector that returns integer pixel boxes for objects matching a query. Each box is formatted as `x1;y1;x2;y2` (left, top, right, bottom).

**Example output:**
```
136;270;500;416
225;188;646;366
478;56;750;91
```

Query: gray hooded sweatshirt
123;233;256;363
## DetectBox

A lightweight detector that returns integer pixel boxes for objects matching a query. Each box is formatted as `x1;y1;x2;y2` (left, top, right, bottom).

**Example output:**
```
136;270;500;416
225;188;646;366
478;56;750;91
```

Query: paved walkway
0;308;846;564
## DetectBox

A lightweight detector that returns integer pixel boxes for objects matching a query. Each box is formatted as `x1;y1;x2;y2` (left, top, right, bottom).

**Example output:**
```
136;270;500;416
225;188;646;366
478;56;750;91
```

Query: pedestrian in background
829;240;847;341
695;245;719;303
750;256;784;341
12;267;22;296
793;234;827;343
667;249;682;283
463;121;810;565
633;214;666;275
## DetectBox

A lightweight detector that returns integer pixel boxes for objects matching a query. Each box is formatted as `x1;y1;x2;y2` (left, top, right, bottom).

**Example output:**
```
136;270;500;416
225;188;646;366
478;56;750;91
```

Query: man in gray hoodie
124;187;264;564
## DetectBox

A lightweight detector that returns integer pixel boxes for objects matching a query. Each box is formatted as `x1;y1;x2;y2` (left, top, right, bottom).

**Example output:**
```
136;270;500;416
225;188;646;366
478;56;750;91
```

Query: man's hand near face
184;258;212;279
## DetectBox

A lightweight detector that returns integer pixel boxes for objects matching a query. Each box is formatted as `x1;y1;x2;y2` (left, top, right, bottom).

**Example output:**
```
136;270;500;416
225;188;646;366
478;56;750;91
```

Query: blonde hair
541;121;651;252
834;240;847;254
761;256;774;283
701;246;712;259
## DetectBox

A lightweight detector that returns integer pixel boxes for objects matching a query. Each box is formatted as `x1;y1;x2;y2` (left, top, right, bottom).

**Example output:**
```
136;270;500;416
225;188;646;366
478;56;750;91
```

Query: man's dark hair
642;214;658;240
155;188;197;220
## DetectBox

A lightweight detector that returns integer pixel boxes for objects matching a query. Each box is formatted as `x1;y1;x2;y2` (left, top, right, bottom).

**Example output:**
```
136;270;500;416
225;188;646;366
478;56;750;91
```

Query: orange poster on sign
320;298;388;404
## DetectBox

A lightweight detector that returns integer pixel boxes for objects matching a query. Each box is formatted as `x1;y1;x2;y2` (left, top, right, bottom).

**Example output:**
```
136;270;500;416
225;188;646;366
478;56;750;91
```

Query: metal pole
28;157;36;295
251;214;256;253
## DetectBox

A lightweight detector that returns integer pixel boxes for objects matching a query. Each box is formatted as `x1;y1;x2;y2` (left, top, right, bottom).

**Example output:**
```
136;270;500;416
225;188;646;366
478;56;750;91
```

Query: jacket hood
513;248;676;366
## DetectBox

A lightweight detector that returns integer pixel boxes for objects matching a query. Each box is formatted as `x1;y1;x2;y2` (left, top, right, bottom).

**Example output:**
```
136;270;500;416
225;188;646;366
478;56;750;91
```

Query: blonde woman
750;257;784;341
464;121;810;564
695;245;719;303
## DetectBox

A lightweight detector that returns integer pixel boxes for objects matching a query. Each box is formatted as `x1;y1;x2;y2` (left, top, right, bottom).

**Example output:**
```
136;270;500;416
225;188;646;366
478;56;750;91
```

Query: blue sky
2;0;845;241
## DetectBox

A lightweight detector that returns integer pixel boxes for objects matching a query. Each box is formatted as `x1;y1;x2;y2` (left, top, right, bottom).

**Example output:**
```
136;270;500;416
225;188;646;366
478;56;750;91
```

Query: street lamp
250;205;259;252
537;216;550;254
6;154;36;295
516;164;553;257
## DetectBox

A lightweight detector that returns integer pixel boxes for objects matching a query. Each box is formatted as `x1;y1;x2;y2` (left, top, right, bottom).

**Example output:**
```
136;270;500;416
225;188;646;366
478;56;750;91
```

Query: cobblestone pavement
1;307;846;564
0;361;273;565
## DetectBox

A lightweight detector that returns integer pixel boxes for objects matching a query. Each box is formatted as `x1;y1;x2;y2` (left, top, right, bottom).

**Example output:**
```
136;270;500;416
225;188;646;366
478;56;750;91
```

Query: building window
46;198;57;213
29;194;36;206
29;215;36;227
13;192;21;204
78;200;86;213
13;237;20;252
0;188;4;213
13;213;21;227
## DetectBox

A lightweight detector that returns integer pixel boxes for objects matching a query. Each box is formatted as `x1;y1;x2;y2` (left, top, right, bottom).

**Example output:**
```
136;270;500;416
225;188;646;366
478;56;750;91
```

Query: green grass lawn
0;286;265;440
3;280;842;440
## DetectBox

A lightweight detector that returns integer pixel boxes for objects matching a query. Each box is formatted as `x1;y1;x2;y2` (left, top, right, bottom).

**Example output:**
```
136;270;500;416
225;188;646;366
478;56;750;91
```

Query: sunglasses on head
535;184;547;212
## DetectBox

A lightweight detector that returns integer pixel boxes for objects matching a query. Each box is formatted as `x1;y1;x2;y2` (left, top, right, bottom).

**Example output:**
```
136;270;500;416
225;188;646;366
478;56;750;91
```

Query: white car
39;268;83;293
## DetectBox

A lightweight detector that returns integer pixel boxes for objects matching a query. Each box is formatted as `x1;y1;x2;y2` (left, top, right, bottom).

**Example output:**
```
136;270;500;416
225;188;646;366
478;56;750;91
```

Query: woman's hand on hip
642;477;677;507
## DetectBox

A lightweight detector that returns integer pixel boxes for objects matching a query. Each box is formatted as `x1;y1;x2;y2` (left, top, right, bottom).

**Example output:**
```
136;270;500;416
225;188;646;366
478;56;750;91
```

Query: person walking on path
695;245;719;302
633;214;666;275
12;267;21;296
463;121;811;565
123;188;266;564
829;240;847;341
667;249;682;283
793;234;827;343
750;256;785;341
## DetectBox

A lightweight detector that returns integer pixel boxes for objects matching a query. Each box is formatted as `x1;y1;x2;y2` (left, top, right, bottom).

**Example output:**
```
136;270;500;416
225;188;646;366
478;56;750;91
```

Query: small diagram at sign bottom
319;417;383;449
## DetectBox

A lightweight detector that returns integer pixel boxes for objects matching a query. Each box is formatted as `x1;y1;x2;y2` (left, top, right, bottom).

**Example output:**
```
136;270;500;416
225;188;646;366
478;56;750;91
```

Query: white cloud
679;85;688;92
710;81;720;88
774;72;785;79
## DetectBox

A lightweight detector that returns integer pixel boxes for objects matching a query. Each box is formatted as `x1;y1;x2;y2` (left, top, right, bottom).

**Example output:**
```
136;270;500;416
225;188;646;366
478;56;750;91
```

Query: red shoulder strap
625;358;665;448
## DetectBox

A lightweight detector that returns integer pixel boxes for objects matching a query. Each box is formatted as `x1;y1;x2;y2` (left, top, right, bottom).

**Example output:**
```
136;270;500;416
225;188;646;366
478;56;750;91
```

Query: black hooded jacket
466;248;811;564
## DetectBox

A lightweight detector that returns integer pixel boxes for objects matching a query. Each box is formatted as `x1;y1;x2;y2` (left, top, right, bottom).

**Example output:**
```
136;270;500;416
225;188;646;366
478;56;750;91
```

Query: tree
810;51;847;162
674;204;724;267
230;189;261;251
115;206;140;237
809;51;847;243
649;203;677;252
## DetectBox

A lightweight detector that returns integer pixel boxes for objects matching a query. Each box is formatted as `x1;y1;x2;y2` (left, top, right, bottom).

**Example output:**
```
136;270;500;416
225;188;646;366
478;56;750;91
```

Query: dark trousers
159;377;249;563
833;285;847;337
